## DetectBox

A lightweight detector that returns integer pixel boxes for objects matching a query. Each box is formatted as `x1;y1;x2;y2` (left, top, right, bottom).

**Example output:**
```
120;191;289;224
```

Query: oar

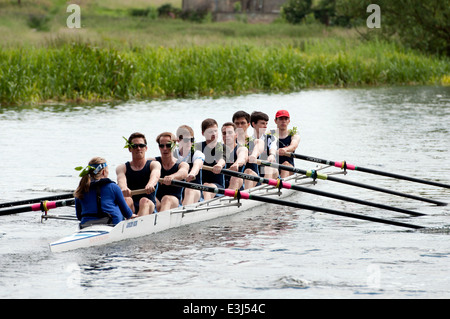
0;199;75;216
258;160;448;206
286;152;450;189
0;193;74;209
162;179;424;230
202;166;425;217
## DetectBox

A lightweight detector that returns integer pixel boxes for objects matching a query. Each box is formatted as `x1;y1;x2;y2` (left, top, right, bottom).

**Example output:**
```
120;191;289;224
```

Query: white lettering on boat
126;220;138;228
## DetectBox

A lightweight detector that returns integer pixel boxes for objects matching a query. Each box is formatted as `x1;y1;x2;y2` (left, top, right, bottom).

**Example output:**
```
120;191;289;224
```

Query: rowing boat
49;172;321;253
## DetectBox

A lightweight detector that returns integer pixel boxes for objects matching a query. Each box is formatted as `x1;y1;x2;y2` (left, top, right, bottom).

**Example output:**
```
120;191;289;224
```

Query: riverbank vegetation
0;0;449;106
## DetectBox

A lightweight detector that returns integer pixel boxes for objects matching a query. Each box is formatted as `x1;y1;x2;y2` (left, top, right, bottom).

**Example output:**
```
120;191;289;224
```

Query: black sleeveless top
155;157;183;202
125;160;156;204
174;149;202;185
243;137;259;175
195;141;225;188
277;135;294;166
224;144;245;188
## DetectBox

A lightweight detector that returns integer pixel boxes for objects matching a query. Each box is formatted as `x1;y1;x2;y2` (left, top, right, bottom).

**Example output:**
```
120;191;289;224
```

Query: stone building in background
182;0;286;22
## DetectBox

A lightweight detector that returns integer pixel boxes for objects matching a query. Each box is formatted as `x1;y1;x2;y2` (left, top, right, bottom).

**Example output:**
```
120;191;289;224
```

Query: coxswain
75;157;134;228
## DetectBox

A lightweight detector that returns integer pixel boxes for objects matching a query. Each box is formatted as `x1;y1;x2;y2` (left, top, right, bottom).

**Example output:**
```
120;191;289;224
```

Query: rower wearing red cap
274;110;300;178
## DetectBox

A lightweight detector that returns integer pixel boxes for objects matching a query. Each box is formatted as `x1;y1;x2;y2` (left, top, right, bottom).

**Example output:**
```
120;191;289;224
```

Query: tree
281;0;313;24
336;0;450;56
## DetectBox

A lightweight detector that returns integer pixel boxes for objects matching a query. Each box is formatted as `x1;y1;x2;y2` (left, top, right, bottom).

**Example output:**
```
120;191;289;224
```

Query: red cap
275;110;290;118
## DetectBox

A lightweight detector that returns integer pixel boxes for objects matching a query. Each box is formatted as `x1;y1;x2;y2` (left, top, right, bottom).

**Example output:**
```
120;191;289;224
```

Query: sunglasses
179;136;195;143
131;143;147;149
159;143;172;149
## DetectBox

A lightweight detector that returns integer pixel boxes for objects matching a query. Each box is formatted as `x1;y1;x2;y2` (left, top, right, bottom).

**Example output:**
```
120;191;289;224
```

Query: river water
0;86;449;299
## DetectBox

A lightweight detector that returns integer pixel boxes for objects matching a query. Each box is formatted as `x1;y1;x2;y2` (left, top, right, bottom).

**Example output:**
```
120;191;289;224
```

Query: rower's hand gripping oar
258;160;448;206
285;152;450;190
162;178;424;230
0;199;75;216
202;165;425;217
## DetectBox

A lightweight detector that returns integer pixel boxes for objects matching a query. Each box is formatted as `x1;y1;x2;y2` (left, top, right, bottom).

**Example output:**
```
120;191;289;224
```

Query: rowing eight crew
74;110;299;228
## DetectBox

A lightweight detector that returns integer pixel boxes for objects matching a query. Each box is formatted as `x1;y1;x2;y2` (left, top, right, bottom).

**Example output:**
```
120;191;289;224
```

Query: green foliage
129;7;158;19
336;0;450;56
314;0;351;26
281;0;312;24
0;43;134;105
157;3;181;18
123;136;134;149
179;8;210;23
282;0;351;26
26;13;51;31
74;165;94;177
1;41;449;106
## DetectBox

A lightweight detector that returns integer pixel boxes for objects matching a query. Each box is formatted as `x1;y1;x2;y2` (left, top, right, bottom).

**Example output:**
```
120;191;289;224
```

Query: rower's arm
116;164;131;196
172;161;189;180
281;134;300;153
190;158;204;177
235;146;248;167
250;138;264;158
147;160;161;192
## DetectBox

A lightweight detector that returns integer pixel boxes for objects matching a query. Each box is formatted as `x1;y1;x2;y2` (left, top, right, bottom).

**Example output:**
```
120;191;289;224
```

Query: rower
221;122;248;190
232;110;259;189
116;132;161;216
75;157;134;228
249;111;278;180
173;125;205;205
195;118;226;201
155;132;189;212
274;110;300;178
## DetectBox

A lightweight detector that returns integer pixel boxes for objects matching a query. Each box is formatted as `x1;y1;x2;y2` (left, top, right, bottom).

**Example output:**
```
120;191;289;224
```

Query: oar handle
130;189;147;196
202;166;214;172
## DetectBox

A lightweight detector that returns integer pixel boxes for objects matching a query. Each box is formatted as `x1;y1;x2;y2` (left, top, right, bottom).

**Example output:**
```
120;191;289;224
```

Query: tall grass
1;40;449;106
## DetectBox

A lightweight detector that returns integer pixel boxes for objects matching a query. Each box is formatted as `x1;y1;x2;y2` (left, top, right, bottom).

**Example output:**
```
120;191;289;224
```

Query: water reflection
68;205;301;292
1;86;449;298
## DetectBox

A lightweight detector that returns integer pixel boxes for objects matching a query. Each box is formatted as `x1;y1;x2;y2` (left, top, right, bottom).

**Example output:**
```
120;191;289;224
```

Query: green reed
1;41;448;106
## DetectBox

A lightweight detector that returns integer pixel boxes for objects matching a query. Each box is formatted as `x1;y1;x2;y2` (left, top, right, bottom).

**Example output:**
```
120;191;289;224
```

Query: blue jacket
75;179;133;225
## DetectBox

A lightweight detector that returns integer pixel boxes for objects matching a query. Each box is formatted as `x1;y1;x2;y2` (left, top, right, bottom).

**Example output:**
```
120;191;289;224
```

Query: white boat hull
50;175;315;252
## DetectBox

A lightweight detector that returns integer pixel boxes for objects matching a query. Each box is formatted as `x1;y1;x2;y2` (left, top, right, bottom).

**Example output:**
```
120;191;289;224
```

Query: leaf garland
74;165;94;177
288;126;298;136
122;136;135;149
